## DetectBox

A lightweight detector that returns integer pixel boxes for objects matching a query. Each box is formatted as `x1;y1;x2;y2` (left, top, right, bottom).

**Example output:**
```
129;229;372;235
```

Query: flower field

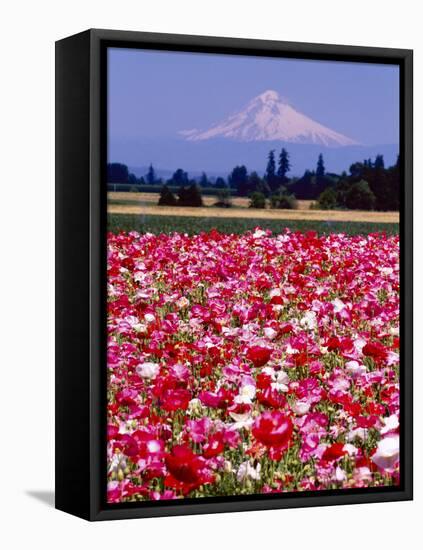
107;228;400;503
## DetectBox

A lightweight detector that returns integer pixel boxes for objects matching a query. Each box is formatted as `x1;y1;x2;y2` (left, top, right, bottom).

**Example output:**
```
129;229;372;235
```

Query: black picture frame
55;28;413;521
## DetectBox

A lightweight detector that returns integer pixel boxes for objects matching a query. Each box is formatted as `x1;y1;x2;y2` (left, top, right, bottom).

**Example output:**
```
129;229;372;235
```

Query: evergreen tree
277;148;291;182
146;164;157;185
266;150;276;178
107;163;129;184
316;154;325;179
374;154;385;170
158;185;177;206
387;158;400;210
128;173;138;185
170;168;189;187
199;172;209;187
177;184;203;207
265;150;278;191
228;165;249;196
349;162;364;178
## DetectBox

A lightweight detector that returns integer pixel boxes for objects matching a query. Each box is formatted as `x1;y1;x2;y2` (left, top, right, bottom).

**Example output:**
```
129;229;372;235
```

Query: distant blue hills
109;138;399;180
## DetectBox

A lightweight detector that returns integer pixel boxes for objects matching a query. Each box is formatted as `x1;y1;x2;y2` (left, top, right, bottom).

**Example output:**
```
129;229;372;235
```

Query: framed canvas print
55;29;413;521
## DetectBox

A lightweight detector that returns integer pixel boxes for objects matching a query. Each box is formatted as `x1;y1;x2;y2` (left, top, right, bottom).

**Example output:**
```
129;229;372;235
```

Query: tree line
107;148;400;211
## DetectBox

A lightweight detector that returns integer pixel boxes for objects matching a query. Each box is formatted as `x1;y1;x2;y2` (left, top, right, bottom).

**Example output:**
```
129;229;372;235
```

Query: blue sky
108;47;399;147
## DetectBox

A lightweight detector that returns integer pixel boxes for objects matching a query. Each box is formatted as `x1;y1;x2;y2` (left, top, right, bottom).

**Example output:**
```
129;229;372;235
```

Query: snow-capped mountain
180;90;358;147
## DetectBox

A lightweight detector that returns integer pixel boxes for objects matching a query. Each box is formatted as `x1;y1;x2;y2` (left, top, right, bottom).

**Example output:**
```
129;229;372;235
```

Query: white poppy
335;466;346;482
300;311;317;330
144;313;156;323
345;360;366;376
237;461;261;482
380;414;399;435
136;362;159;380
371;435;400;471
264;327;278;340
291;399;311;415
235;384;256;404
253;229;266;239
331;298;346;313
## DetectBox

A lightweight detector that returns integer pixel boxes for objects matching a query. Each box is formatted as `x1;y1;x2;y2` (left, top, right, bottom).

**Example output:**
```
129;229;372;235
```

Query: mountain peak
256;90;280;103
180;90;359;147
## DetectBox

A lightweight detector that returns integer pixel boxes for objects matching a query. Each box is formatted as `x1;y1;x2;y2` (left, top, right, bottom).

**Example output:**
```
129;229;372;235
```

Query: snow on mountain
180;90;358;147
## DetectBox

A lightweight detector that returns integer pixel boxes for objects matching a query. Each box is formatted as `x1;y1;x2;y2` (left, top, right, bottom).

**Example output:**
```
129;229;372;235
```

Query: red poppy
256;372;272;389
293;352;309;367
355;454;378;472
199;388;233;409
120;434;139;457
356;415;378;428
160;388;191;412
252;411;293;450
246;345;273;367
107;424;119;439
202;432;225;458
165;445;214;494
279;322;294;334
366;402;385;415
362;341;388;362
257;386;287;409
321;442;347;462
328;337;352;353
344;401;362;417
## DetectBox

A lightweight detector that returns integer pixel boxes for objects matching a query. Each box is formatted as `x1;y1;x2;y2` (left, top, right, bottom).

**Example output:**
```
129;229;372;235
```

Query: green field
108;213;399;236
